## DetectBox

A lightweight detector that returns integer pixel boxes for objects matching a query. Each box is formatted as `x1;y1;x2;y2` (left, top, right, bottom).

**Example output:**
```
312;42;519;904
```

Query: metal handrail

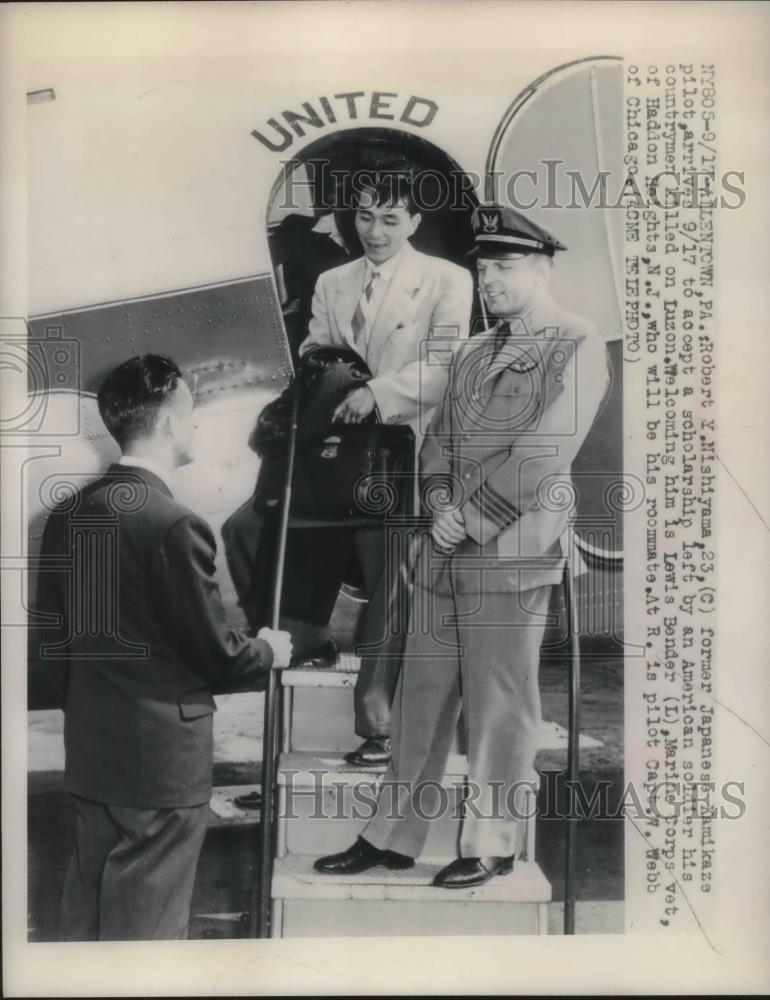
563;538;623;934
563;555;580;935
251;388;299;938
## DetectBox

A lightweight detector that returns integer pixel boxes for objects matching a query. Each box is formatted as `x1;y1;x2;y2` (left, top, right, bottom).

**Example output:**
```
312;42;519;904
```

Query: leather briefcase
255;422;415;520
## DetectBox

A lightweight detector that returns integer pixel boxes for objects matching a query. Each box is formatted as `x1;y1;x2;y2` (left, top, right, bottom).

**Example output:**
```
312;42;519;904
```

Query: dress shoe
314;837;414;875
344;736;391;767
233;790;261;810
433;854;515;888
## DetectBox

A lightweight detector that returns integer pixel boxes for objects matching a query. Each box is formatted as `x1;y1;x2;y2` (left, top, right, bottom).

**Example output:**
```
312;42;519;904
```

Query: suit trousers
363;546;552;859
223;499;405;739
224;502;343;631
61;794;209;941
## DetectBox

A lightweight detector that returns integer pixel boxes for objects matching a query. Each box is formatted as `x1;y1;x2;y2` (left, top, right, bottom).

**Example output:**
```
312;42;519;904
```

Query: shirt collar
495;291;556;337
311;212;346;250
118;455;174;494
364;242;408;283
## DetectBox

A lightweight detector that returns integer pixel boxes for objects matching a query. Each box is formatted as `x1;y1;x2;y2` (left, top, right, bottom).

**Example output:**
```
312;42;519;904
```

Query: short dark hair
354;169;418;216
97;354;183;449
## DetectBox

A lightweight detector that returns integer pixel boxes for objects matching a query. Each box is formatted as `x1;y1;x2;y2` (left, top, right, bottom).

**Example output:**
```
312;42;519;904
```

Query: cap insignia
479;210;500;234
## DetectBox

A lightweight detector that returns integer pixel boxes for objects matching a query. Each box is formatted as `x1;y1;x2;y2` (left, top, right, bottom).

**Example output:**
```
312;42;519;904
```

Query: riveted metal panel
27;274;292;397
26;277;293;710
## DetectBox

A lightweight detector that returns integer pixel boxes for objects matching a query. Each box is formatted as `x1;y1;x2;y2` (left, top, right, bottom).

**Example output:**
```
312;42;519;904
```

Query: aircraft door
483;56;625;641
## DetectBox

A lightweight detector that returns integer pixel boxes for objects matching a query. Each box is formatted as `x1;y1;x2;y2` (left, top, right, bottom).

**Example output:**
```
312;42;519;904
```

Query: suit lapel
333;257;367;350
366;245;423;368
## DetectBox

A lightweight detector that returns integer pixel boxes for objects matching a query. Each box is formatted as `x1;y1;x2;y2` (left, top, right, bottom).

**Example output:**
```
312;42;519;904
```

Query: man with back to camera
314;206;610;887
298;167;473;767
33;354;292;940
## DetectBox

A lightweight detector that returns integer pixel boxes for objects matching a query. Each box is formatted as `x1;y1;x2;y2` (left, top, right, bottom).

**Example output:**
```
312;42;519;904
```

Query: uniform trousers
363;544;552;859
61;794;209;941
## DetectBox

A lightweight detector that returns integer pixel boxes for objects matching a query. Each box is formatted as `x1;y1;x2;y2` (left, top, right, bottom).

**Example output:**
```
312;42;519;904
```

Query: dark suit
269;212;353;362
33;463;273;939
227;351;413;635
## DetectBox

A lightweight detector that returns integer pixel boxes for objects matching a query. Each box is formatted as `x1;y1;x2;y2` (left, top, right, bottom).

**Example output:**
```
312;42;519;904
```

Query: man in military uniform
314;205;609;887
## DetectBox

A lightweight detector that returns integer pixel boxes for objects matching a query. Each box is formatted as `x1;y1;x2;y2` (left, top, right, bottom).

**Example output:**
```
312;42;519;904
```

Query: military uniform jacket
33;464;274;808
420;292;610;593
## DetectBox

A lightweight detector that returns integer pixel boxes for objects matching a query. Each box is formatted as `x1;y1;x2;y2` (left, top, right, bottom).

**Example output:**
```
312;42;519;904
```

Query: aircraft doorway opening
262;126;479;637
265;126;480;364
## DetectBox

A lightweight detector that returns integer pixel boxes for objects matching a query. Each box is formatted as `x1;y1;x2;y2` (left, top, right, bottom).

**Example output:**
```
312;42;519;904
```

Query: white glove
257;627;293;669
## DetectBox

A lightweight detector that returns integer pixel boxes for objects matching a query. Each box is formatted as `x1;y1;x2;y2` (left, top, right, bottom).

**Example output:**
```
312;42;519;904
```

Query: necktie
351;269;380;349
492;320;511;355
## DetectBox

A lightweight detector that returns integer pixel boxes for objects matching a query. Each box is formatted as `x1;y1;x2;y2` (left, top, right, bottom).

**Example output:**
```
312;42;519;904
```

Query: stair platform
273;854;551;902
271;855;550;936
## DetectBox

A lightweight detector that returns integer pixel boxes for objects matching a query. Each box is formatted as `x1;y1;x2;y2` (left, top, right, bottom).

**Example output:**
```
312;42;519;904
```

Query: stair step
272;854;551;903
287;687;363;749
189;912;247;939
189;901;624;938
212;760;535;861
282;661;360;689
281;657;360;688
276;750;535;860
209;784;261;827
277;750;469;784
276;778;492;859
283;666;602;752
287;685;602;753
271;854;550;936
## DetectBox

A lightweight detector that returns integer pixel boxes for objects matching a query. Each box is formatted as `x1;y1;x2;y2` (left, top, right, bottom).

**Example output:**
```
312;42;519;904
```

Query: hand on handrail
257;627;293;669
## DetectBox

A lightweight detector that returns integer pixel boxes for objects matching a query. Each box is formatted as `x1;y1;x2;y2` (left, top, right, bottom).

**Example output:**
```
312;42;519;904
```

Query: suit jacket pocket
383;323;421;361
179;690;217;720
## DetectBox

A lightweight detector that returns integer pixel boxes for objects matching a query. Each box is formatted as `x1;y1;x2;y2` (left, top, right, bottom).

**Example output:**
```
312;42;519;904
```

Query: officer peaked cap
467;205;567;258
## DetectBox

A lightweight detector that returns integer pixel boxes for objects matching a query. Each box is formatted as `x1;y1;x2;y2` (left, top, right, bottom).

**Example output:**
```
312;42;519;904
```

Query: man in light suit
315;206;610;886
299;171;473;766
33;354;292;939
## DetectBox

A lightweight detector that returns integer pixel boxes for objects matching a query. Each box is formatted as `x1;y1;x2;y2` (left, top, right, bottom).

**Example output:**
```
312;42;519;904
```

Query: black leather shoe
344;736;392;767
433;855;515;888
313;837;414;874
233;790;261;810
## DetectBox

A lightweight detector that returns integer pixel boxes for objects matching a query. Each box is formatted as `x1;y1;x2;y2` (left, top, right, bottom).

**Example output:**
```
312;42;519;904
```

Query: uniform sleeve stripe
467;488;502;526
481;483;521;525
478;492;509;528
468;488;507;528
485;483;522;522
467;488;485;514
468;485;521;529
